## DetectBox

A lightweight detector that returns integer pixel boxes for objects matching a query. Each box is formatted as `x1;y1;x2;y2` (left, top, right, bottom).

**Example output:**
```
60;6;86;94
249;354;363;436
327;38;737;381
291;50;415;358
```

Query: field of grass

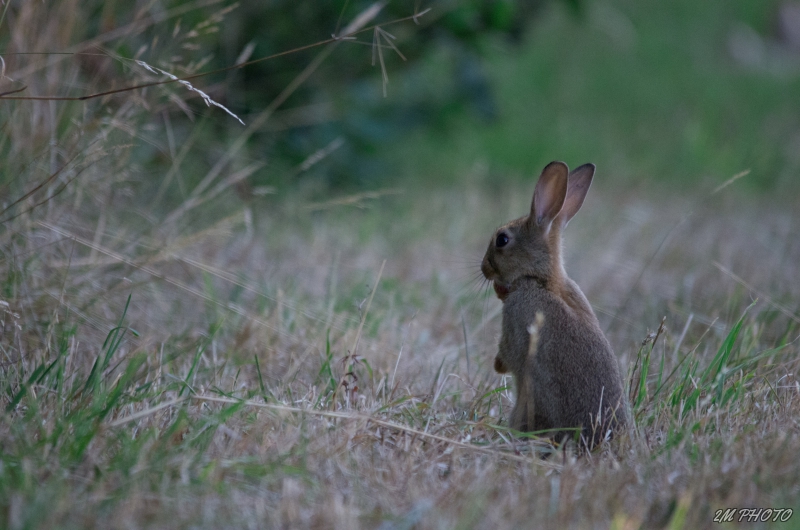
2;1;800;528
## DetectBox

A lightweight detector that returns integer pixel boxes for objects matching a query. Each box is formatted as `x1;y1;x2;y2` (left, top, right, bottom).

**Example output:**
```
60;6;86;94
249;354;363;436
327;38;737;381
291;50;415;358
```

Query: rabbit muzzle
480;254;495;280
481;254;512;301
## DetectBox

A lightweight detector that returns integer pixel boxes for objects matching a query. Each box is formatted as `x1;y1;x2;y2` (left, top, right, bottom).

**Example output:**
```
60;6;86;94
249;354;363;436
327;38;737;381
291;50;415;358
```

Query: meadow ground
2;166;800;528
2;1;800;529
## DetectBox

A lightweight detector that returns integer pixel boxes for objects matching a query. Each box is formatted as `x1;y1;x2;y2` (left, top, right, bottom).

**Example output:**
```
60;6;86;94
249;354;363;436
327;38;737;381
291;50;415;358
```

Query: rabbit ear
558;163;595;226
530;161;568;227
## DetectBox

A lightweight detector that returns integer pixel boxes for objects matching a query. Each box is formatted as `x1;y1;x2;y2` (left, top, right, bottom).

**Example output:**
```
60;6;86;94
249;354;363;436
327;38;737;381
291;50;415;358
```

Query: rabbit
481;161;627;448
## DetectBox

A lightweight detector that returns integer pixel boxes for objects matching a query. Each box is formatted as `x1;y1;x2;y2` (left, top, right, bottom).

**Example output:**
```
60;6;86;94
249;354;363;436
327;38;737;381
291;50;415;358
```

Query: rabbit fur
481;161;627;448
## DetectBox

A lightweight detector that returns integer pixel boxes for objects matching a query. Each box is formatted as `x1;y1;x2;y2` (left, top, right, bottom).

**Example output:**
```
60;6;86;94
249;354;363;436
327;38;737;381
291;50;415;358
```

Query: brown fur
481;161;627;448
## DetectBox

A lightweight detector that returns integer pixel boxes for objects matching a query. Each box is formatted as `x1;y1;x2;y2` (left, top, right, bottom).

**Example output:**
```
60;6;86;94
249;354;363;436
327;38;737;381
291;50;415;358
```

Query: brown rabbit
481;161;627;448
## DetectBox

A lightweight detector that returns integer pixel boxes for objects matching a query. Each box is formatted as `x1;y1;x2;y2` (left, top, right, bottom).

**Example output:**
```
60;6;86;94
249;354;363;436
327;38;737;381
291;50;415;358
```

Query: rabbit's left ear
558;163;595;226
531;161;569;228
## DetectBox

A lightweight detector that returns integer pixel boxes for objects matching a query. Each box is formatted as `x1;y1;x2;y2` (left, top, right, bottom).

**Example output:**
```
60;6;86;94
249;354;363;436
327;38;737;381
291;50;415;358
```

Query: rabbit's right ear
530;161;568;228
558;163;596;226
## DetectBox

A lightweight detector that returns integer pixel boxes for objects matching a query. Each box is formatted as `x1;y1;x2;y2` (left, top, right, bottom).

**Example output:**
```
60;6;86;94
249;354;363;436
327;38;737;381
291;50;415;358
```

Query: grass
2;1;800;528
2;177;799;528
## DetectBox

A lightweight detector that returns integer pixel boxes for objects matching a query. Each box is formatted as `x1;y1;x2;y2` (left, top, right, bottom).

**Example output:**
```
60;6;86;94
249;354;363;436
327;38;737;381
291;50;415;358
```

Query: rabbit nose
481;256;494;279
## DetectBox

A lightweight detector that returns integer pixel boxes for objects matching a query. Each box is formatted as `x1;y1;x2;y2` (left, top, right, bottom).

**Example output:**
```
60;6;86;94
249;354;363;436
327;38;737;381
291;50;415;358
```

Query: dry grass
2;2;800;529
3;168;799;528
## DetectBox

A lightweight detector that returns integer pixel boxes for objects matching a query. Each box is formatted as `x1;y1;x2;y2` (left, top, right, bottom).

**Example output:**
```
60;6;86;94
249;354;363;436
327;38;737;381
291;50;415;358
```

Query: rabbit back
500;278;627;445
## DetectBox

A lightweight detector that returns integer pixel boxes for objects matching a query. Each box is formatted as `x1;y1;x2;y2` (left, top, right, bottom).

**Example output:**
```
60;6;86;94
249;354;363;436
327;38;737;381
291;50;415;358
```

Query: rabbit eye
495;233;509;248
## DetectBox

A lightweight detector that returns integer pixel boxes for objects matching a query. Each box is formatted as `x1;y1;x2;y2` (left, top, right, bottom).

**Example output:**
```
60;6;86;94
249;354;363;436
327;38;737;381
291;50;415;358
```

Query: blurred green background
3;0;800;206
131;0;800;197
386;0;800;193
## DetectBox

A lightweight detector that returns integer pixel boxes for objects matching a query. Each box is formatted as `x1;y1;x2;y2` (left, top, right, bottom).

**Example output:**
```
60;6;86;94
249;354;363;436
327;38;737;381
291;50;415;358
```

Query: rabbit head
481;161;595;296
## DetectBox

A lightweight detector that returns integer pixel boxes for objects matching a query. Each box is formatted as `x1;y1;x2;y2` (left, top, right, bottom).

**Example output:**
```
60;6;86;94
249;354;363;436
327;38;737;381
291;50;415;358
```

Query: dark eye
495;233;509;248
